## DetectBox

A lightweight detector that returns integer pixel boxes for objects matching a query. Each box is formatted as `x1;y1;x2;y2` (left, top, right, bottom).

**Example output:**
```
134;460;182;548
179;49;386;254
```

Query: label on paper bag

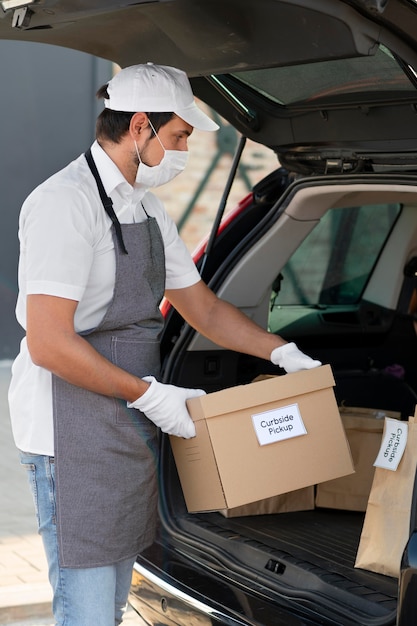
251;402;307;446
373;417;408;471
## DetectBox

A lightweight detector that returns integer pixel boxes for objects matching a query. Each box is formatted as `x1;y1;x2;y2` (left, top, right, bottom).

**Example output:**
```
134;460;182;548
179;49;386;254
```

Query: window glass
231;45;415;106
269;203;401;320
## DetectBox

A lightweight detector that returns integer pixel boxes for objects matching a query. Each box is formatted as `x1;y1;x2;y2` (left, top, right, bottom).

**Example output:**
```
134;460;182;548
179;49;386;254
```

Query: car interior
156;173;417;623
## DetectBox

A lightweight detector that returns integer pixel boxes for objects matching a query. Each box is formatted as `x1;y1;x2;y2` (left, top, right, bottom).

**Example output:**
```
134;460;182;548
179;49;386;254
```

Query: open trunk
145;171;417;625
155;352;409;625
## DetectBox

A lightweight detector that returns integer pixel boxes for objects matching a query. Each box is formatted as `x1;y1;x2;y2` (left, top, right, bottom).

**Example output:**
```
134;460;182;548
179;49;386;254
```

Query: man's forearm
190;296;286;360
165;282;286;361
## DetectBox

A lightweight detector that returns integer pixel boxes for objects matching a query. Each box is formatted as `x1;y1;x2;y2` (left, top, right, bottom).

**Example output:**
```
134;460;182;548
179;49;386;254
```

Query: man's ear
129;112;149;139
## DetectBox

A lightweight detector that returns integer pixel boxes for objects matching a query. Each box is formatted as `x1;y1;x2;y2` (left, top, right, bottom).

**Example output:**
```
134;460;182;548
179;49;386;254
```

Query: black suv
3;1;417;624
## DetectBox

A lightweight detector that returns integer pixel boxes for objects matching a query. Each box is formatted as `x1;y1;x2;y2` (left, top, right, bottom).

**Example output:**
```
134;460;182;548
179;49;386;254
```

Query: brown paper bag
354;413;417;578
316;407;400;512
219;486;314;517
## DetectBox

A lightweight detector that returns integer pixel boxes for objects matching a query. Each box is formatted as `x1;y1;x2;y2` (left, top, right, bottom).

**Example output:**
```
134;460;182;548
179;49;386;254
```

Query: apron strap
85;148;128;255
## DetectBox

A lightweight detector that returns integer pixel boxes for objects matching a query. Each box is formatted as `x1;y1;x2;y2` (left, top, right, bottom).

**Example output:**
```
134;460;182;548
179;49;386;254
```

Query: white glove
127;376;205;438
271;342;322;374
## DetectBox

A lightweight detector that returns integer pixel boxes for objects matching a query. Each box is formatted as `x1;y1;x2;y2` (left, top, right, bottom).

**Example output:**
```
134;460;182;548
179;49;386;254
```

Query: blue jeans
19;452;136;626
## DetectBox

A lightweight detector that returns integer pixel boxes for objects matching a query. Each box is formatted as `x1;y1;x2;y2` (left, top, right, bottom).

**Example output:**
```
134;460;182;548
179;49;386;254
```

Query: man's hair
95;84;174;142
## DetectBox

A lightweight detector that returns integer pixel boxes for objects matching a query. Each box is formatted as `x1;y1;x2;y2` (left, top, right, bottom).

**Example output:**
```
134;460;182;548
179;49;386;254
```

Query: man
8;63;320;625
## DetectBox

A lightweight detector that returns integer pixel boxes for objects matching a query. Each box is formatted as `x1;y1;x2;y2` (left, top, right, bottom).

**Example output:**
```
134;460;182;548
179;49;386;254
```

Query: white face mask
135;120;188;188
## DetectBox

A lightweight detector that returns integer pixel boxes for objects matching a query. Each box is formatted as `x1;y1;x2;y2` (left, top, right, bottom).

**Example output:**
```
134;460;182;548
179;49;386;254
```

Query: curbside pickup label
373;417;408;471
251;403;307;446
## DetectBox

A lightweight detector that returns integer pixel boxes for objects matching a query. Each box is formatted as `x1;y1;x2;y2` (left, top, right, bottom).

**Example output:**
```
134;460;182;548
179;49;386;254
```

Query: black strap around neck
85;148;128;254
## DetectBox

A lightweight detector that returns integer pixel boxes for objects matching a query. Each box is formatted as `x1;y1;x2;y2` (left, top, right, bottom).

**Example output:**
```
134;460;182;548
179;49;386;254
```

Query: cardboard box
170;364;354;513
315;406;401;511
218;486;315;517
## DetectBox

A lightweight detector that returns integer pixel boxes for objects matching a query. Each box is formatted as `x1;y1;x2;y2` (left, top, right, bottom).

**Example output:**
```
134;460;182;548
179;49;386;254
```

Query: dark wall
0;42;112;360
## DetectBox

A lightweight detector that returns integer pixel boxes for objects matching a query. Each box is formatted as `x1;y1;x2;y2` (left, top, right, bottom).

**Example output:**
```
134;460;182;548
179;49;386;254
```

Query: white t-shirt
8;141;201;456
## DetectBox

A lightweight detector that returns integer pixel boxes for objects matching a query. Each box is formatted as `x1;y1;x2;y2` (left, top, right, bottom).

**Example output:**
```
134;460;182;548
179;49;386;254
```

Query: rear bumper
128;549;317;626
129;559;249;626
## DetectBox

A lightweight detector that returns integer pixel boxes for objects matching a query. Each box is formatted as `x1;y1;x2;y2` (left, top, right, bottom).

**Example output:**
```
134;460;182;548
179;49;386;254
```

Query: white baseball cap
104;63;219;132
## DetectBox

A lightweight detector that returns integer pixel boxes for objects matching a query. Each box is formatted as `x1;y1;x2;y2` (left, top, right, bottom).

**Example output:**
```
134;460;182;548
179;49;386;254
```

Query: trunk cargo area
163;352;411;623
173;498;398;624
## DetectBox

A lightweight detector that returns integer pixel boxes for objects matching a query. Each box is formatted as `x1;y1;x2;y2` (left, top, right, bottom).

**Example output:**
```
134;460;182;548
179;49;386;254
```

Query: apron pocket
111;336;160;427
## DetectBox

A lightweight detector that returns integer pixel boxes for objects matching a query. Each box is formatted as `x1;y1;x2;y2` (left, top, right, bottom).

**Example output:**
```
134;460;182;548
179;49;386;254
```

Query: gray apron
52;153;165;568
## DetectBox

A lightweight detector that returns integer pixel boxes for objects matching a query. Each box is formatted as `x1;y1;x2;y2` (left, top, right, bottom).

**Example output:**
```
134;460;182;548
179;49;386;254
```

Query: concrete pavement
0;361;145;625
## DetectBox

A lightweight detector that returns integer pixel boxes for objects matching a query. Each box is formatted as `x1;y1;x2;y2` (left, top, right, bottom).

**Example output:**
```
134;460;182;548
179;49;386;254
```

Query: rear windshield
231;45;416;106
270;202;401;309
